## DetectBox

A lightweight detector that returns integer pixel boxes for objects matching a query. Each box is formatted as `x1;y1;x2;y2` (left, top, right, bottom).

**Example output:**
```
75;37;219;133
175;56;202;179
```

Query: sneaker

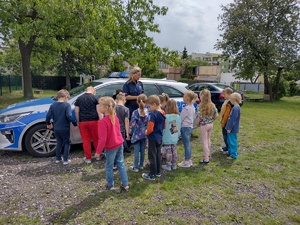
156;173;161;177
105;184;116;191
139;166;144;170
161;165;171;171
113;165;117;170
199;160;209;164
178;160;192;168
63;160;71;165
223;151;229;155
142;173;155;180
129;166;139;172
55;157;63;163
83;157;92;164
120;184;129;191
171;164;177;170
227;156;236;159
220;147;228;152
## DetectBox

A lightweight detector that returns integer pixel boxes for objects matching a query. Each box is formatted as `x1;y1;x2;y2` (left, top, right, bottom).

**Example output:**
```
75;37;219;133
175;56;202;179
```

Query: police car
0;78;192;157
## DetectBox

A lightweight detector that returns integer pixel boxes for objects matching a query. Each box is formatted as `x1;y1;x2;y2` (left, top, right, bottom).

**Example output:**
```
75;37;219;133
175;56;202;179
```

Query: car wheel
24;123;56;157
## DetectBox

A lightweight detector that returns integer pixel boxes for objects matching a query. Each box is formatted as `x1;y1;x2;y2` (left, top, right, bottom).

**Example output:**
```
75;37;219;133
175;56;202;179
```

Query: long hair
99;96;116;124
199;89;215;117
165;99;179;114
184;90;198;103
128;66;141;82
137;94;147;116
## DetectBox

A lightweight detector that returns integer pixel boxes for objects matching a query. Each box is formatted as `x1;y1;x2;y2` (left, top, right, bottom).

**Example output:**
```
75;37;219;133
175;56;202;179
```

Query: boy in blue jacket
225;93;241;159
46;89;77;165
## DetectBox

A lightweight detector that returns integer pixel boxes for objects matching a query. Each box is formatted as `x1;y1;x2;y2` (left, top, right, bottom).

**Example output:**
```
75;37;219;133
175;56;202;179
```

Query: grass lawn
0;91;299;224
0;89;57;109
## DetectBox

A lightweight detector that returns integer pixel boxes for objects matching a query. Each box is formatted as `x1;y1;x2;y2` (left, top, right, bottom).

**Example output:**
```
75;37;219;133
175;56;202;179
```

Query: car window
189;84;197;91
69;81;102;98
143;84;161;96
96;83;123;98
159;85;184;97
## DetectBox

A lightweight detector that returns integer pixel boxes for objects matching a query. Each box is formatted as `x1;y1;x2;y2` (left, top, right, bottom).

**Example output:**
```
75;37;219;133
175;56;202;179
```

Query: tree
0;0;170;97
216;0;300;100
182;46;188;59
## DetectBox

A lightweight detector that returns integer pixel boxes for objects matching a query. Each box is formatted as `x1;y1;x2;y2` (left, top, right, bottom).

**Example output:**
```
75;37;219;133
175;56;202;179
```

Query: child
46;89;77;165
75;86;102;164
115;92;130;153
220;87;233;155
161;99;181;171
197;89;218;164
158;93;170;112
178;90;198;168
226;93;241;159
142;95;166;180
129;94;148;172
95;97;129;191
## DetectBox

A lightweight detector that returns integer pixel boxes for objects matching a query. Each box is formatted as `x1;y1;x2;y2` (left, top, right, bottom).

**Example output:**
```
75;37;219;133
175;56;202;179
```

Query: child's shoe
120;183;129;191
199;160;209;164
105;184;116;191
142;173;155;180
129;166;139;172
161;165;171;171
83;157;92;164
139;166;144;170
55;157;63;163
178;160;192;168
63;159;71;165
171;164;177;170
227;156;236;160
156;173;161;177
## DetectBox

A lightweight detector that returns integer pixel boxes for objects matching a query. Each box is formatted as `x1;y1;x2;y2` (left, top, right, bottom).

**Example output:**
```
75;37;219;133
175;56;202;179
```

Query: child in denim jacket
129;94;149;172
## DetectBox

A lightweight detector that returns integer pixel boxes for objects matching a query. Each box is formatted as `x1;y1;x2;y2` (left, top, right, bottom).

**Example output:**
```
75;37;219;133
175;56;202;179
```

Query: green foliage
147;70;166;79
289;80;300;96
181;47;188;59
216;0;300;100
0;0;172;96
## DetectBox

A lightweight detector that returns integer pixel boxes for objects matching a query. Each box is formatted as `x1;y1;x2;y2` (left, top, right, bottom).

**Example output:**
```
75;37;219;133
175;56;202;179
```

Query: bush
289;80;300;96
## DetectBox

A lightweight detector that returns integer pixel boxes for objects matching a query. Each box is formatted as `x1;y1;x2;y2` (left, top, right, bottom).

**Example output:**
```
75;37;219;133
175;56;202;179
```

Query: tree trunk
19;38;35;99
62;52;71;90
263;71;273;100
272;67;283;100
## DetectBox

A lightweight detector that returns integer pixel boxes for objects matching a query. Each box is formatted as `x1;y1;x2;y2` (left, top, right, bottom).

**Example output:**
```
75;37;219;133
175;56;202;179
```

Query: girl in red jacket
95;97;129;191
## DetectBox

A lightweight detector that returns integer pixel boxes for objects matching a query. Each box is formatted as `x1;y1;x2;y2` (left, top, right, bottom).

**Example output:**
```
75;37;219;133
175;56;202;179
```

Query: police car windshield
69;81;102;98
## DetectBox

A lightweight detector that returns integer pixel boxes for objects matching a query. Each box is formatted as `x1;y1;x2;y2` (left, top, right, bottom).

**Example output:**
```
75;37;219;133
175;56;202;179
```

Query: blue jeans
227;132;238;159
121;131;129;150
133;138;146;169
181;127;193;160
105;145;129;188
54;129;70;162
222;127;228;151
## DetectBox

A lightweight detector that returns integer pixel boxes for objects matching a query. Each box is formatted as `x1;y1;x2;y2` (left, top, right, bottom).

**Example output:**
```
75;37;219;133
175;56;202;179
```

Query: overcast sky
150;0;234;54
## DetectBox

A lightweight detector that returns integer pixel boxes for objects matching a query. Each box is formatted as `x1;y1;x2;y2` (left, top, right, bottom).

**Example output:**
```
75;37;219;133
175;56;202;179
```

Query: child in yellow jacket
220;88;233;155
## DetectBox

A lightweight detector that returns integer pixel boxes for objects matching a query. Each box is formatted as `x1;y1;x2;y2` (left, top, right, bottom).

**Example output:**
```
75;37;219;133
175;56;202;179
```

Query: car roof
93;78;188;86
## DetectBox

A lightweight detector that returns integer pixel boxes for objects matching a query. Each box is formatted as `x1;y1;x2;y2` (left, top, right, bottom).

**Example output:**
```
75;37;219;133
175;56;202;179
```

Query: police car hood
0;97;54;115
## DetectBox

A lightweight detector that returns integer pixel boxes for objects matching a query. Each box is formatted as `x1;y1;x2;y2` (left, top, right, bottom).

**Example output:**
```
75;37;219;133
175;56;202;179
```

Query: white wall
220;73;250;85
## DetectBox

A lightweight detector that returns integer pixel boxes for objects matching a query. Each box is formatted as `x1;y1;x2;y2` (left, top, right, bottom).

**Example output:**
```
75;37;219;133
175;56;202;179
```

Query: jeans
79;120;98;159
54;129;71;162
121;131;129;150
222;126;228;151
181;127;193;160
227;132;238;159
148;140;162;176
133;138;146;169
105;145;129;188
200;123;213;161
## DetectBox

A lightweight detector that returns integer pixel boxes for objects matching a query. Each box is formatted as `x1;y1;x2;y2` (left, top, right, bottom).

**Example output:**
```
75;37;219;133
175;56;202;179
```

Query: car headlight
0;112;33;123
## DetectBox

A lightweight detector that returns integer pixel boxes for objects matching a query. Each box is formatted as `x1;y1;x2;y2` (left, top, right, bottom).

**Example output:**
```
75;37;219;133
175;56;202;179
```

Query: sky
150;0;234;54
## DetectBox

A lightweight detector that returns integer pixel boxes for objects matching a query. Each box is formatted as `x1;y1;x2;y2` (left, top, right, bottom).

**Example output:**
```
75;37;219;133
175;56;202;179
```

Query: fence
232;82;264;93
0;75;80;96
